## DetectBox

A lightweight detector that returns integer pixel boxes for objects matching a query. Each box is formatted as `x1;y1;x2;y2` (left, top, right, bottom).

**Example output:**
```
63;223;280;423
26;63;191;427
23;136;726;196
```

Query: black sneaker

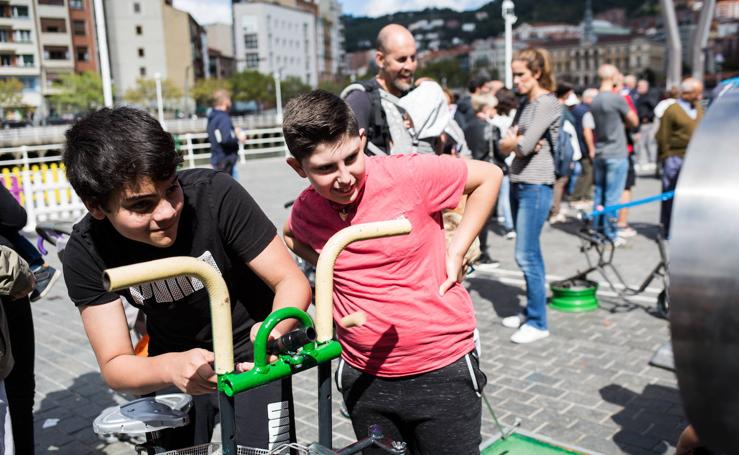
477;253;501;269
30;265;61;302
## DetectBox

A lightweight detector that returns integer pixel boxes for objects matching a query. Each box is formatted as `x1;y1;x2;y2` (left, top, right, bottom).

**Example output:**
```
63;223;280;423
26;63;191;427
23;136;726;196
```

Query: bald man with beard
342;24;418;155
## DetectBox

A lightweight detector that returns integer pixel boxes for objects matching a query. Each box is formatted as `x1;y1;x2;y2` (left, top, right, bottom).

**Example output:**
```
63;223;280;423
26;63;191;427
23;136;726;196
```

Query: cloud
352;0;490;17
172;0;231;25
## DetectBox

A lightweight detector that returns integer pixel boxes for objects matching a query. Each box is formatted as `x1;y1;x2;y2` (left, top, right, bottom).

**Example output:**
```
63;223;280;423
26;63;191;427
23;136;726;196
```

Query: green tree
123;78;182;108
280;76;311;103
416;58;465;89
0;78;24;109
191;78;231;108
318;76;353;95
49;71;103;113
229;70;273;106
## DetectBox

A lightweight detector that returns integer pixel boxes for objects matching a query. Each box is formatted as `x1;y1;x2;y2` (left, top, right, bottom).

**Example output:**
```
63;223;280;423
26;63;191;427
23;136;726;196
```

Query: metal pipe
691;0;716;82
102;256;234;375
661;0;682;88
314;218;412;342
93;0;113;107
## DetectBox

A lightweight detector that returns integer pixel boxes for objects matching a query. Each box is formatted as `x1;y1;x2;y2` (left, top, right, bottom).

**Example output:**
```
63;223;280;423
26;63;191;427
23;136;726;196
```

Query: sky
172;0;491;24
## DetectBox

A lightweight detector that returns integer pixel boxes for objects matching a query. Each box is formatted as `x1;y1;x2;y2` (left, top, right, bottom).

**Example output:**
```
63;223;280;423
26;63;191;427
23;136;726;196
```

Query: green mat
481;433;587;455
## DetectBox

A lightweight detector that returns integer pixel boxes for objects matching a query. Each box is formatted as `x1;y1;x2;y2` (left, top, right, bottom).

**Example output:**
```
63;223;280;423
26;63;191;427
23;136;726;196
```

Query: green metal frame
218;307;342;397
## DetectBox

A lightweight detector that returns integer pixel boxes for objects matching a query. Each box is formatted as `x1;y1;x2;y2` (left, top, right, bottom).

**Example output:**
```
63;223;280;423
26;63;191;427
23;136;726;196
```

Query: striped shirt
510;93;562;185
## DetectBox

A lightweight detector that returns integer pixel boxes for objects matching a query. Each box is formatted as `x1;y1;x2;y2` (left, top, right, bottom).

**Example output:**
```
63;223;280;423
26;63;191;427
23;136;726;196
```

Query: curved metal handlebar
314;218;412;342
103;257;235;375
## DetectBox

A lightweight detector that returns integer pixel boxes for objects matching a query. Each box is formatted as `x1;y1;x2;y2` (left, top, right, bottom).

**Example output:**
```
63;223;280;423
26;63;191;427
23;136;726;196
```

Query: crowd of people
0;20;710;455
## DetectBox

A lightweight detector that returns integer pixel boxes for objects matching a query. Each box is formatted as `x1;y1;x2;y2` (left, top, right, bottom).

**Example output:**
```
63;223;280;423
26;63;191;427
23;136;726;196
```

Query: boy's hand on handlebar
170;349;217;395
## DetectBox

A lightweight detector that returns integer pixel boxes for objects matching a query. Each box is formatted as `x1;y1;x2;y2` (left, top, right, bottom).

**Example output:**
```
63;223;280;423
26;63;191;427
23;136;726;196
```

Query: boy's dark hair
282;90;358;161
63;107;182;210
495;88;518;117
555;81;575;99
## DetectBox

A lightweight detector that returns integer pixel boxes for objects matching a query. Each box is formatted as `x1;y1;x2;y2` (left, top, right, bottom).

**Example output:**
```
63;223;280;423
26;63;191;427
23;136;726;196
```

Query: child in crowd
61;107;311;451
0;185;61;301
282;90;502;454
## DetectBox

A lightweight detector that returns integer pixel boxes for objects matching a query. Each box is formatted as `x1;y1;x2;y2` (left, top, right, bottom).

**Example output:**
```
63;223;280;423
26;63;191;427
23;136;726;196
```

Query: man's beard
391;74;414;93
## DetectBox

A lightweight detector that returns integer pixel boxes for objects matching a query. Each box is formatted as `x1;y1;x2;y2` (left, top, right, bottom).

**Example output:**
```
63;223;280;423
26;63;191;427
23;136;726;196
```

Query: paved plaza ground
31;158;684;454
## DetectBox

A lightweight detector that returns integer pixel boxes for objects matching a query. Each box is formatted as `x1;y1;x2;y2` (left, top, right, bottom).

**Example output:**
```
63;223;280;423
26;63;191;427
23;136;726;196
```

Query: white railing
0;126;288;231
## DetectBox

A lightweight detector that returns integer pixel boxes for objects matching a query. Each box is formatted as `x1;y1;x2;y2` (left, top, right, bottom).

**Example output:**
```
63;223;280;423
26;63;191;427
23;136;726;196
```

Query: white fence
0;126;288;231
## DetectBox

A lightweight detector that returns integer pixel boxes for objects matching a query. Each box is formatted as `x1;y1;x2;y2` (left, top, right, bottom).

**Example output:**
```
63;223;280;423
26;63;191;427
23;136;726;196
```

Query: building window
138;48;144;57
40;18;67;33
44;46;69;60
69;0;84;9
72;20;86;36
0;29;8;43
38;0;65;5
13;30;32;43
11;5;30;18
244;33;258;49
136;25;143;35
76;46;88;62
0;54;12;66
133;2;140;13
139;67;146;76
21;54;34;67
245;52;260;69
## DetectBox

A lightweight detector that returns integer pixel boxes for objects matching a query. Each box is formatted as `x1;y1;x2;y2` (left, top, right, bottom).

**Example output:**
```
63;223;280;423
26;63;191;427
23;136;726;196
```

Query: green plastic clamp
218;307;342;397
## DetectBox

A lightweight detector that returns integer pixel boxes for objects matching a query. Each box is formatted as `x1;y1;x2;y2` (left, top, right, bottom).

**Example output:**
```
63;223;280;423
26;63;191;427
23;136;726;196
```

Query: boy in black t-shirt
61;107;311;450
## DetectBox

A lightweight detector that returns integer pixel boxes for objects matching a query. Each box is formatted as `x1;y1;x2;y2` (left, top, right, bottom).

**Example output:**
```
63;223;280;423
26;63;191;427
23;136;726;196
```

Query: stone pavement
31;158;684;454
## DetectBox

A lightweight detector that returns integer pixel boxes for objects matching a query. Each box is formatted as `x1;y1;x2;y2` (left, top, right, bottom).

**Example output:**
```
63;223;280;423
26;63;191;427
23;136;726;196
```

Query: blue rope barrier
584;191;675;219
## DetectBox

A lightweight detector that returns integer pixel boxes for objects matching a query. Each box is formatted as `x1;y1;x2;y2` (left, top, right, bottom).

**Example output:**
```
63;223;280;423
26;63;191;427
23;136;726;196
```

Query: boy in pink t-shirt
282;90;502;455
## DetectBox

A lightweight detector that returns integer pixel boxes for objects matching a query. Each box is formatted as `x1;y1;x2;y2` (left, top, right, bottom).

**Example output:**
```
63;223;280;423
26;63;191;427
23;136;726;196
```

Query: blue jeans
496;176;514;232
567;161;582;195
592;157;629;240
511;183;553;330
660;155;683;238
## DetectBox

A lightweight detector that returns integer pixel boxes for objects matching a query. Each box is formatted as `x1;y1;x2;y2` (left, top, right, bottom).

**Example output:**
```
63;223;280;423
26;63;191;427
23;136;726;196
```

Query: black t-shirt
62;169;277;361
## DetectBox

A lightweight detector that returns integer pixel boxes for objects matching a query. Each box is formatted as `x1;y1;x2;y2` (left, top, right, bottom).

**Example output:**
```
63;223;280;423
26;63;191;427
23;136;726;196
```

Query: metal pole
93;0;113;107
274;70;283;124
661;0;682;88
154;73;166;130
691;0;716;82
318;362;332;449
183;65;191;117
502;1;517;89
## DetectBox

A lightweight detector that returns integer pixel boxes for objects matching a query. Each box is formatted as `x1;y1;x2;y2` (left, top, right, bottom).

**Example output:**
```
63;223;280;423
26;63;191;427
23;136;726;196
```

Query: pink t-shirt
288;154;476;377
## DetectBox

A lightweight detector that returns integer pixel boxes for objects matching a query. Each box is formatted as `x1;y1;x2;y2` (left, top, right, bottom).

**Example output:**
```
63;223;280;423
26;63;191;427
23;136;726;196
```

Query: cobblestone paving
32;158;683;454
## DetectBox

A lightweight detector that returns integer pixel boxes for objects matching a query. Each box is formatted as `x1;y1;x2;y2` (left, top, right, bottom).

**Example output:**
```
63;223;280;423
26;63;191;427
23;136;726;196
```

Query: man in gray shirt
590;64;638;243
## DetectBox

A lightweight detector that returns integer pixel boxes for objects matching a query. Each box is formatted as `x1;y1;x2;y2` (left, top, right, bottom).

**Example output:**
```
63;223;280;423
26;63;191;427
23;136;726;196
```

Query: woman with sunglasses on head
499;48;562;344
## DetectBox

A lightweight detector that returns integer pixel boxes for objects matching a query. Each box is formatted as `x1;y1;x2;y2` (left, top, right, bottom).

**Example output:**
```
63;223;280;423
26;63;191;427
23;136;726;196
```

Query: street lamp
502;0;517;89
273;70;283;124
154;72;166;130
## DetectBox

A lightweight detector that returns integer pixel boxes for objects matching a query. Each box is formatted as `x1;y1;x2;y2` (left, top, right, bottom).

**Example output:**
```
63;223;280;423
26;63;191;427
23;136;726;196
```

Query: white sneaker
613;237;627;248
510;324;550;344
501;314;526;328
504;230;517;240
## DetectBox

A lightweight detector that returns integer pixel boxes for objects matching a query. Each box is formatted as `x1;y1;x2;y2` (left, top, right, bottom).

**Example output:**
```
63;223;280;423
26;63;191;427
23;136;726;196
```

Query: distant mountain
342;0;659;53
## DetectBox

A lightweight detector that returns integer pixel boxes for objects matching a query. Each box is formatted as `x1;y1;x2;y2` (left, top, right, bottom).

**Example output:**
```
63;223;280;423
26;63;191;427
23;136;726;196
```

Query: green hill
342;0;659;53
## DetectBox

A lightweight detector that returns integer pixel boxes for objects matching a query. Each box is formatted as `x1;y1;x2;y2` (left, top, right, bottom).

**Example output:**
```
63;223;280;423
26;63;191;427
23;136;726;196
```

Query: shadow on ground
601;383;687;454
35;372;130;454
466;276;526;318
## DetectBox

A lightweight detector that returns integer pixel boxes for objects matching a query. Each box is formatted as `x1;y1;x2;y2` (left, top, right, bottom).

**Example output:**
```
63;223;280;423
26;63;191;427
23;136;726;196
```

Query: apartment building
543;35;666;86
316;0;344;81
232;0;317;86
35;0;74;97
206;22;235;79
162;2;207;95
0;0;43;111
67;0;96;73
104;0;167;98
